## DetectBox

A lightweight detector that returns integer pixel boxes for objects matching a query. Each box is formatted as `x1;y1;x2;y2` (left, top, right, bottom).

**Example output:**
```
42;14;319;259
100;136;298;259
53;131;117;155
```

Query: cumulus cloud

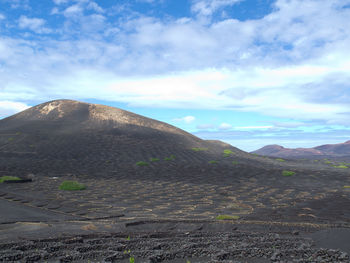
218;123;232;130
0;101;30;118
87;2;104;13
173;116;196;123
63;4;83;17
53;0;70;4
7;0;30;9
18;16;51;33
191;0;241;16
0;0;349;126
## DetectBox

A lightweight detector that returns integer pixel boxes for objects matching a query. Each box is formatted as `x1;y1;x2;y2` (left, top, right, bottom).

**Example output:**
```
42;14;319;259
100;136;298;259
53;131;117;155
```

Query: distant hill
252;141;350;158
0;99;247;176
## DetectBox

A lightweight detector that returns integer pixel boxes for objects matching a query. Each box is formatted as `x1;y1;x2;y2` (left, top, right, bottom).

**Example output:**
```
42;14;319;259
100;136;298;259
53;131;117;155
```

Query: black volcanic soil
0;100;350;262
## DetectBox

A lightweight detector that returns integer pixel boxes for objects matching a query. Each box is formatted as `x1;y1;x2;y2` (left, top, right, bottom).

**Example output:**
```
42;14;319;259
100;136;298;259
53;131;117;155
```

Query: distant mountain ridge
252;141;350;158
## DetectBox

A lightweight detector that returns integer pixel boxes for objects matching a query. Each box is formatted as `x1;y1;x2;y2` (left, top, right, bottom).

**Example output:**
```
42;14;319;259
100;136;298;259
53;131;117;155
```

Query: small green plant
150;158;160;162
324;160;332;164
333;165;348;169
186;260;191;263
216;215;240;220
282;170;295;176
232;160;239;165
276;158;285;162
223;149;234;157
343;185;350;189
164;155;175;161
136;161;149;166
129;257;135;263
59;181;86;191
191;147;208;152
0;176;20;183
127;235;131;241
8;137;14;141
209;160;218;164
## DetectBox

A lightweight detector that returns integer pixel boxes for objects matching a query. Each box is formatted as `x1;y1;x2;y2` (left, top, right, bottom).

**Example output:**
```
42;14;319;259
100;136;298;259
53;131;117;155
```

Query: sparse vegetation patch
164;155;175;161
209;160;218;164
343;185;350;189
0;176;21;183
276;158;285;162
216;215;240;220
333;165;348;169
150;158;160;162
232;160;239;165
282;170;295;176
59;180;86;191
136;161;149;166
223;149;234;157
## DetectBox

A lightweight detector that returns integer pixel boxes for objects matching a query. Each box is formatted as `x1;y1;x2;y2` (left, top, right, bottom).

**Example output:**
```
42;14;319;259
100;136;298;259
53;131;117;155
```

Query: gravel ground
0;224;349;262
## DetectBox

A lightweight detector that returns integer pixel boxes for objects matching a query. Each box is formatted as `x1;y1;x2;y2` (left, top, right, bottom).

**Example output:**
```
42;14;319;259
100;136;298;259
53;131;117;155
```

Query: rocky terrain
0;100;349;262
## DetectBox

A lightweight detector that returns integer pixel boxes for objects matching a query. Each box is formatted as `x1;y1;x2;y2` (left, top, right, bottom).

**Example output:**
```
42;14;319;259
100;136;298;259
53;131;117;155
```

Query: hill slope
252;141;350;158
0;99;247;176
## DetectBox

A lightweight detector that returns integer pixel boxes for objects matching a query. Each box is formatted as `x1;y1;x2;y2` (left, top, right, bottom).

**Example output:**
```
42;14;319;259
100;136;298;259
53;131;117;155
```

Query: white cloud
0;14;5;20
0;101;30;118
87;2;104;13
173;116;196;123
18;16;51;33
191;0;241;16
64;4;83;17
53;0;70;4
218;123;232;130
0;0;349;126
234;126;273;129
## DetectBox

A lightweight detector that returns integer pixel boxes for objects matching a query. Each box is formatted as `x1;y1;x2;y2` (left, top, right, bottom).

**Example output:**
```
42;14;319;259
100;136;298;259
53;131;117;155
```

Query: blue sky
1;0;350;151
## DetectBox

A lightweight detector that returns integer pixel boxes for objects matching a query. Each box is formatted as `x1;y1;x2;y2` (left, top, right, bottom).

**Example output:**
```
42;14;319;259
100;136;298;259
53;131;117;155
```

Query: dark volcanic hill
0;99;248;176
252;141;350;159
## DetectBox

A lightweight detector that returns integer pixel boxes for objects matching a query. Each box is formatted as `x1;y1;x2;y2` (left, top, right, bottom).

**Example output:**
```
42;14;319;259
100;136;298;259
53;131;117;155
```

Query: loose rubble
0;230;349;262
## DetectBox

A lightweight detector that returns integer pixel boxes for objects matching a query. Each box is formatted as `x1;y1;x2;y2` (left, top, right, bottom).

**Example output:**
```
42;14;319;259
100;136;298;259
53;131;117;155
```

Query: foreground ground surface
1;158;350;262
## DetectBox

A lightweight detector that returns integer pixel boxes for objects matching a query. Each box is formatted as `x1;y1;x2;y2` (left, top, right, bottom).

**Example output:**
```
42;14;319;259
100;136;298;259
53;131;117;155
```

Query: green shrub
150;158;160;162
282;170;295;176
59;181;86;191
232;160;239;165
164;155;175;161
209;160;218;164
324;160;332;164
136;161;149;166
223;149;235;157
0;176;20;183
129;257;135;263
276;158;285;162
343;185;350;189
216;215;240;220
191;147;208;152
333;165;348;169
